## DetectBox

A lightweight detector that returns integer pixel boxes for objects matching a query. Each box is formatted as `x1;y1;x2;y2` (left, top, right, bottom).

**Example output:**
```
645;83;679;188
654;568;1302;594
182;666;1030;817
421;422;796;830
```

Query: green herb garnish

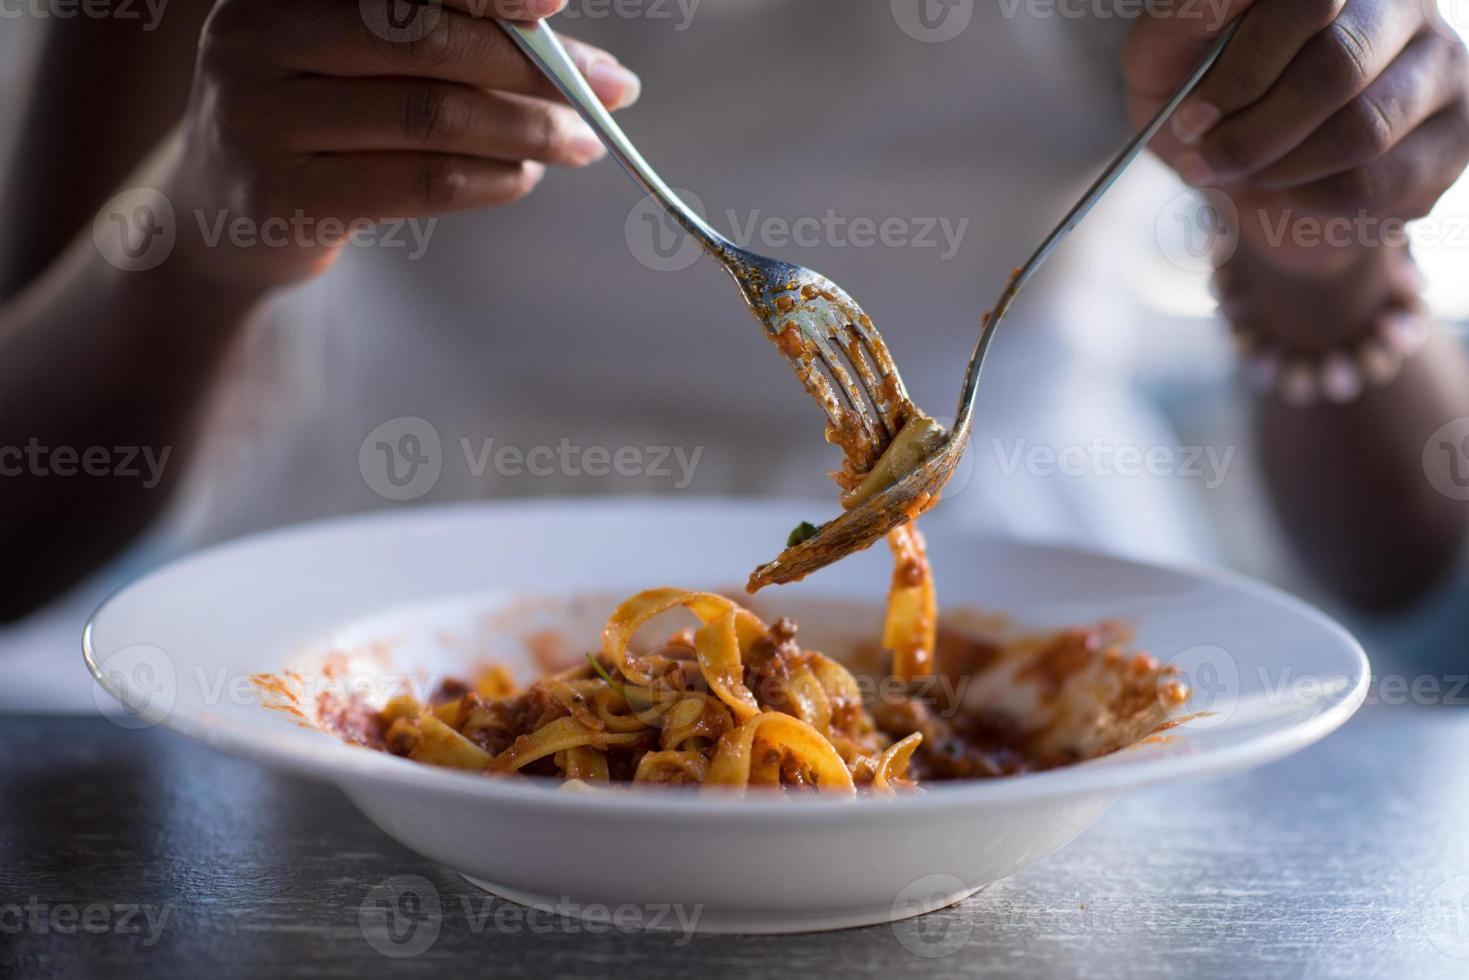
586;653;624;692
787;521;821;548
585;653;650;709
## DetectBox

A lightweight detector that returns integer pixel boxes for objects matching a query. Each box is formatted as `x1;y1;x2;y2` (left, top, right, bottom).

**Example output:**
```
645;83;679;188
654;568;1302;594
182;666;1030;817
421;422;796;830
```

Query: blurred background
2;0;1467;707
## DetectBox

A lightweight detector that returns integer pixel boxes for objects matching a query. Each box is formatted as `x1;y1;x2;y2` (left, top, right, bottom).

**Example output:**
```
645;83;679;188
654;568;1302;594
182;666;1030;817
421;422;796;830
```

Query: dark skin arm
1127;0;1469;610
0;0;639;622
1230;242;1469;610
0;2;238;620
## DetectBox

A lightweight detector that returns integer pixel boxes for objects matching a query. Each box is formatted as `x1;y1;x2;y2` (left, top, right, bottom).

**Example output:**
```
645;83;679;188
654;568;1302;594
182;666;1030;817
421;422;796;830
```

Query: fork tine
832;323;896;441
846;317;915;432
732;255;922;479
802;328;886;467
771;320;883;469
793;279;911;454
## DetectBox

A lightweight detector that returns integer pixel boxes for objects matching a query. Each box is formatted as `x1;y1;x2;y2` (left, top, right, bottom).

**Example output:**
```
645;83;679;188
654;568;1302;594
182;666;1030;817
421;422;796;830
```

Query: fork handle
497;18;731;256
1009;20;1241;302
951;20;1241;433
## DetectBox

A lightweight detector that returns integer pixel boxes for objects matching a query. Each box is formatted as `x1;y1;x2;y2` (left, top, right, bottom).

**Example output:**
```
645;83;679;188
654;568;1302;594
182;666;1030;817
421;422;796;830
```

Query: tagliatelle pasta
306;588;1191;796
600;588;763;722
366;589;906;796
703;711;855;793
883;523;937;681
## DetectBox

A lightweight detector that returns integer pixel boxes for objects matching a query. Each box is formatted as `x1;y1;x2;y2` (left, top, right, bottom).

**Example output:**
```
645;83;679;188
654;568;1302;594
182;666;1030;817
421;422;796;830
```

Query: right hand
163;0;640;288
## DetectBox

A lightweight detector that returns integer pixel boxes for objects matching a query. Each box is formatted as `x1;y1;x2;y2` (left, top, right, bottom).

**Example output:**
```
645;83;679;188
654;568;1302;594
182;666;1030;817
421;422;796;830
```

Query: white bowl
84;500;1369;934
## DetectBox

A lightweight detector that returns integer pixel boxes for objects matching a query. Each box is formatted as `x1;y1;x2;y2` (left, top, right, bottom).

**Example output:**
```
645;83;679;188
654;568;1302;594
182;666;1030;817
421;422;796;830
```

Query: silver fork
498;18;917;490
502;18;1236;590
748;21;1241;588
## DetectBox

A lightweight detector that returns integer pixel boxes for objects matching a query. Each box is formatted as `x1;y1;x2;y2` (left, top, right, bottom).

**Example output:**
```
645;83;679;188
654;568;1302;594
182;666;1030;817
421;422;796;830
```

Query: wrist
147;125;336;301
1215;242;1430;407
94;127;277;313
1214;239;1419;353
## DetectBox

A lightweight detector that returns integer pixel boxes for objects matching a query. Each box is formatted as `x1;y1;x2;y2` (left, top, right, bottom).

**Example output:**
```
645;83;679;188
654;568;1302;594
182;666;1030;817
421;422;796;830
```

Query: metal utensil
747;21;1242;588
499;18;918;484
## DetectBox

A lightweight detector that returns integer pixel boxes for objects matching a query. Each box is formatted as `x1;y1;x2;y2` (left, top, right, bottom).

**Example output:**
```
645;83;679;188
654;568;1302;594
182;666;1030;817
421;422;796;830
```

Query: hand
1125;0;1469;274
164;0;640;288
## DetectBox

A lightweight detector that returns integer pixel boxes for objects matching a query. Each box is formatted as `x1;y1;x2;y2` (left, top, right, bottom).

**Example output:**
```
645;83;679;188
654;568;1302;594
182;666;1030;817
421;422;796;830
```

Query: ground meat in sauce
741;617;804;714
870;697;1040;780
1019;628;1106;701
459;686;568;757
321;616;1172;789
428;677;470;705
896;559;926;589
317;694;387;750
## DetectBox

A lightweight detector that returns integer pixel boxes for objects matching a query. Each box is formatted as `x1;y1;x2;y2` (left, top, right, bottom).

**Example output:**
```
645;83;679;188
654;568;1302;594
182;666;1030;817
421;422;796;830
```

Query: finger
286;153;546;219
438;0;567;17
1251;30;1469;190
1124;0;1256;98
273;78;606;167
1124;0;1258;131
1168;0;1349;146
1125;0;1261;167
1272;107;1469;219
1180;2;1427;185
210;1;640;110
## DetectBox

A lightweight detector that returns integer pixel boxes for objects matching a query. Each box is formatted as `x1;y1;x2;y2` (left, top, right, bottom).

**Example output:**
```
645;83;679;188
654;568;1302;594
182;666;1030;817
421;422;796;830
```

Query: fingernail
1176;151;1217;188
530;0;567;16
570;122;607;164
587;59;641;109
1172;101;1221;146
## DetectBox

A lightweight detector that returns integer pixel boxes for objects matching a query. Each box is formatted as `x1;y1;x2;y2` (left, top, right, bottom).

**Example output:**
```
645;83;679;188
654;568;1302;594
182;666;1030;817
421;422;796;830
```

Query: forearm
0;142;265;621
1222;241;1469;610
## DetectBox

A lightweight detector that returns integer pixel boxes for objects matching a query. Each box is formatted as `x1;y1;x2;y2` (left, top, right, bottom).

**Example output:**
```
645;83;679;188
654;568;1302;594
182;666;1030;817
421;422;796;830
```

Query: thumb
1122;0;1257;162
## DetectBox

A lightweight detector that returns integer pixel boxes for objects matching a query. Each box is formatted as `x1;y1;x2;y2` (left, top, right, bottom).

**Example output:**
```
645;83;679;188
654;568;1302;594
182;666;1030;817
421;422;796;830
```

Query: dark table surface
4;704;1469;979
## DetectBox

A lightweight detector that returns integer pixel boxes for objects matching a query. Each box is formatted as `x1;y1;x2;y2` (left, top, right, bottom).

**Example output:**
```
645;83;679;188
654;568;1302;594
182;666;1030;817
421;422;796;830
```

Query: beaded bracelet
1229;307;1431;407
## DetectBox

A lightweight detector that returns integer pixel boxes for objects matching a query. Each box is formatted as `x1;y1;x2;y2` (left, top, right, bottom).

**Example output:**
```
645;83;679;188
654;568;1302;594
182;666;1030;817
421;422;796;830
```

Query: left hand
1125;0;1469;273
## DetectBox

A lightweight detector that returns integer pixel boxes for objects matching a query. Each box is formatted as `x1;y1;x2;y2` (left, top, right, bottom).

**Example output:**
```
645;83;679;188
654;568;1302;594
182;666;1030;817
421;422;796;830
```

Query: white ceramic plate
85;500;1369;934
